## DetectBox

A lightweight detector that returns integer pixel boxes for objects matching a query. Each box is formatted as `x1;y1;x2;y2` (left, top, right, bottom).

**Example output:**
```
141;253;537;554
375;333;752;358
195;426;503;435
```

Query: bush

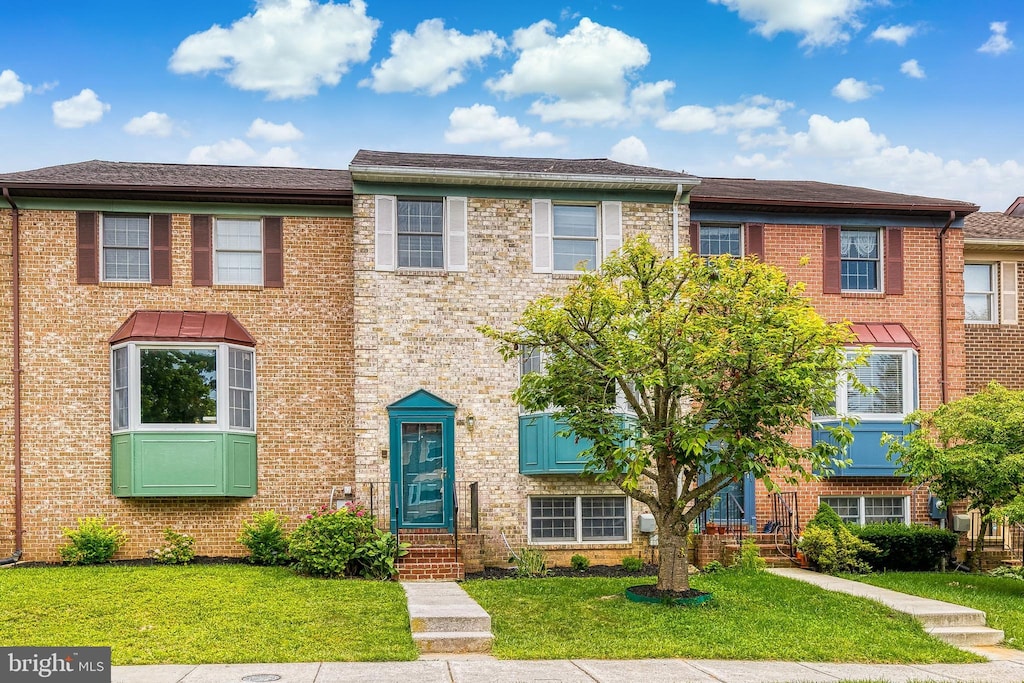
151;528;195;565
354;528;410;580
570;554;591;571
288;503;377;578
990;565;1024;580
513;548;549;577
621;555;644;572
702;560;725;573
238;510;291;566
59;516;126;565
799;525;875;574
734;537;766;573
851;523;958;572
807;502;845;533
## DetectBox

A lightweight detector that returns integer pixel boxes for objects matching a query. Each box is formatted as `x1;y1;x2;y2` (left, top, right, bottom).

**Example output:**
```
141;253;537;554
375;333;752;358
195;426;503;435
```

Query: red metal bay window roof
849;322;918;349
109;311;256;346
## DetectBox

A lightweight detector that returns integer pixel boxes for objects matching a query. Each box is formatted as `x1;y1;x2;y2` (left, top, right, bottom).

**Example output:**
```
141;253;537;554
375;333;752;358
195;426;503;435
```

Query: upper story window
964;263;997;324
215;218;263;285
103;214;150;282
398;199;444;269
699;225;742;257
552;204;599;272
840;229;882;292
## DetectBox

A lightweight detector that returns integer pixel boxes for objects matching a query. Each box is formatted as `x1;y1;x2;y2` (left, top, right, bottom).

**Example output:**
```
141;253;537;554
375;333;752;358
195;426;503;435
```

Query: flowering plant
288;501;378;577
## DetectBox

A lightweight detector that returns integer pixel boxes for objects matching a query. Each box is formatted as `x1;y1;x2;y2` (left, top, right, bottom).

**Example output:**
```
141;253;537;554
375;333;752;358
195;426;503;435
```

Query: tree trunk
971;520;987;573
656;528;690;592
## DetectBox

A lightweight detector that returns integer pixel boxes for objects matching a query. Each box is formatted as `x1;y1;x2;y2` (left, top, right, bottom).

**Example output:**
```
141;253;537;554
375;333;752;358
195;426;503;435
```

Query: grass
461;571;980;663
0;564;418;665
853;571;1024;650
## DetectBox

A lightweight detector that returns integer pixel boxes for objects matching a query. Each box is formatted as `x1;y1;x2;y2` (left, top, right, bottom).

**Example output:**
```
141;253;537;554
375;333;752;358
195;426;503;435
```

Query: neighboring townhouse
0;161;355;561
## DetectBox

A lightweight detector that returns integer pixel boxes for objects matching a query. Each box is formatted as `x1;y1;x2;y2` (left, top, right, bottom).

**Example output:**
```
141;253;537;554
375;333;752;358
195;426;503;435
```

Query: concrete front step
927;626;1006;647
403;581;494;655
412;631;494;654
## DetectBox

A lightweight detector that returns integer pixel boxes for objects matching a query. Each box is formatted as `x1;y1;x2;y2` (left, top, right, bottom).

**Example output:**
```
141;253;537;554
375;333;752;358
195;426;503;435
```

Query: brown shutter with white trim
885;227;904;295
150;214;172;286
689;221;700;254
76;211;99;284
191;215;213;287
744;223;764;260
822;226;842;294
263;216;284;288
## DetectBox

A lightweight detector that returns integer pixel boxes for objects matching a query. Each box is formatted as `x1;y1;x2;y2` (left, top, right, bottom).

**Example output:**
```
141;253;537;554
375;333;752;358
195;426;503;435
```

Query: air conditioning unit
638;513;656;533
952;514;971;532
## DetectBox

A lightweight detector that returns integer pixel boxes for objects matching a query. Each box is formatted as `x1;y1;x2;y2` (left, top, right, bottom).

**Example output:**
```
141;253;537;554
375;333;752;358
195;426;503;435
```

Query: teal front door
387;390;455;532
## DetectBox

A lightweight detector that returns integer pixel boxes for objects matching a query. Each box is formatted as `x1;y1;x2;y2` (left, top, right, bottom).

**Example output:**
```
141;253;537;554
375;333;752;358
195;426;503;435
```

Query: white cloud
709;0;868;48
247;118;304;142
169;0;380;99
733;152;787;170
487;18;650;124
187;139;257;164
628;80;674;119
52;89;110;128
261;146;301;166
124;112;176;137
870;24;917;46
609;136;650;165
658;96;792;133
362;19;503;95
444;104;563;148
900;59;925;79
790;114;888;157
832;77;882;102
0;69;29;108
978;21;1013;56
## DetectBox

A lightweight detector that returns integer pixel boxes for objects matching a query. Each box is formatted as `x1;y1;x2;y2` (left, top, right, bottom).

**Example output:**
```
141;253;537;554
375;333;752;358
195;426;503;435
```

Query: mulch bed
465;563;659;580
626;584;709;600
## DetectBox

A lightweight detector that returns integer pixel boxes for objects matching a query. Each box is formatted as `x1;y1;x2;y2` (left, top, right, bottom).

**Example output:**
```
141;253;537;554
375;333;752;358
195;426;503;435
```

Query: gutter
1;187;22;565
351;165;702;192
672;184;683;257
937;210;955;404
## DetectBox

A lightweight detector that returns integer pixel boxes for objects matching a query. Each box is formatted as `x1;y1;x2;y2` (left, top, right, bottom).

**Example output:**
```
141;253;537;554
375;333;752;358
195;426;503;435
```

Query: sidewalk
112;657;1024;682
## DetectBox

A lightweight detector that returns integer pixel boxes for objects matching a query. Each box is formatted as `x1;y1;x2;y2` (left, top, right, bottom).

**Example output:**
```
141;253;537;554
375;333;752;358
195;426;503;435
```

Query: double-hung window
103;214;150;282
215;218;263;285
529;495;629;543
397;199;444;269
820;496;908;525
841;229;882;292
374;195;468;272
964;263;997;324
700;225;742;257
552;204;599;272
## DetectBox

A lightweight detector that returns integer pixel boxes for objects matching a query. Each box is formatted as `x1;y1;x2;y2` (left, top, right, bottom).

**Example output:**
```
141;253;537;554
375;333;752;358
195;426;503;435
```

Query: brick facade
0;208;354;561
964;248;1024;392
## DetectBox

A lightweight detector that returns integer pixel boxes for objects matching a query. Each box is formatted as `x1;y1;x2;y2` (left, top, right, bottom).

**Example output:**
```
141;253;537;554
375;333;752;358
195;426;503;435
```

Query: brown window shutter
689;221;700;254
264;216;284;288
886;227;904;295
823;226;842;294
150;214;172;286
745;223;764;260
76;212;99;284
191;215;213;287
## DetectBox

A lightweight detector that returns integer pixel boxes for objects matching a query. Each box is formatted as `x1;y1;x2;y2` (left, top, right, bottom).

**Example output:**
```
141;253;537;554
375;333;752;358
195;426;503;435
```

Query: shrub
570;554;590;571
702;560;725;573
238;510;291;566
734;537;767;573
799;525;876;574
151;528;195;565
851;523;958;572
990;565;1024;580
621;555;644;572
513;548;549;577
59;516;126;565
288;502;376;578
354;528;410;580
807;502;845;533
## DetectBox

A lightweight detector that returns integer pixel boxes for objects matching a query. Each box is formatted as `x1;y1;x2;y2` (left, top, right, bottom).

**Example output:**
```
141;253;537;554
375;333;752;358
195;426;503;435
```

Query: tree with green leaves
885;382;1024;571
482;235;860;593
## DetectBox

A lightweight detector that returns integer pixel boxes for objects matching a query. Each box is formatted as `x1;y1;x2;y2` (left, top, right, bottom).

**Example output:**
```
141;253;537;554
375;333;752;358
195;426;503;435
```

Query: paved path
402;581;493;653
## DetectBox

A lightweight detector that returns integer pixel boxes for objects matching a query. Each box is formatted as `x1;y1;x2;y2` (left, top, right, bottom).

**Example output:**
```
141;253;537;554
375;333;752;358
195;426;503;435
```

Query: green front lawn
462;572;979;663
0;564;418;665
853;572;1024;650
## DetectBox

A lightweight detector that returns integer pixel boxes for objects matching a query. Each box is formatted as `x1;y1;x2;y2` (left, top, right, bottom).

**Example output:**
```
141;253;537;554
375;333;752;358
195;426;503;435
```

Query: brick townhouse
0;152;979;575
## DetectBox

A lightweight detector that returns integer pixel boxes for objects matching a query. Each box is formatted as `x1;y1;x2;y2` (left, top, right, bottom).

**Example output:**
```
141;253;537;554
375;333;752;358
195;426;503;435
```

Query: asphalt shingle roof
963;211;1024;241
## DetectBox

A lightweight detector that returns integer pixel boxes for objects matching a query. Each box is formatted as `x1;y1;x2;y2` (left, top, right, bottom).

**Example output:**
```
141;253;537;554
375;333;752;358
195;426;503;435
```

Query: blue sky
0;0;1020;209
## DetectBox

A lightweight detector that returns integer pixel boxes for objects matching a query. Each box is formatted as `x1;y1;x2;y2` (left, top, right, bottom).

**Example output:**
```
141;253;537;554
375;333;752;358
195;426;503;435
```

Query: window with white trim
964;263;997;324
215;218;263;285
840;228;882;292
111;342;255;433
398;199;444;269
553;204;599;272
820;496;908;525
529;495;629;542
102;214;150;282
700;225;742;257
831;349;916;420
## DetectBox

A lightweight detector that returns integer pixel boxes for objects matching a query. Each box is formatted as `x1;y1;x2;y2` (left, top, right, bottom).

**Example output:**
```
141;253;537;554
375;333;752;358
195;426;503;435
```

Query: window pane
103;215;150;248
530;497;576;541
215;219;262;250
140;349;217;424
841;260;878;291
103;246;150;281
581;496;627;541
820;497;859;524
864;497;904;524
397;200;443;234
840;230;879;291
840;230;878;258
553;239;597;271
965;294;994;322
520;348;543;377
112;347;129;430
848;353;903;414
964;264;993;292
700;226;741;256
553;205;597;238
228;348;255;430
398;235;444;268
216;251;263;285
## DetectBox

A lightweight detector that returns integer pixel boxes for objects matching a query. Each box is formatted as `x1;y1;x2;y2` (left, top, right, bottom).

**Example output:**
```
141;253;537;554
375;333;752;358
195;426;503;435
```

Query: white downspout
672;183;683;257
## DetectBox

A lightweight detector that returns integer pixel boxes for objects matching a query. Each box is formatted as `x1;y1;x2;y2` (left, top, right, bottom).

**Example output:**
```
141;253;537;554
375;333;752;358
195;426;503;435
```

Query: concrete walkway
402;581;493;654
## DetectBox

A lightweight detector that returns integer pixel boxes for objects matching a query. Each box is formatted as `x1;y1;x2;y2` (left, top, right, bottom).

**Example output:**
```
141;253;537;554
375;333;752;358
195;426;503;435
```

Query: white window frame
111;341;256;434
528;495;631;544
551;203;601;274
840;228;884;293
699;224;743;257
819;495;909;525
214;217;263;286
101;213;151;283
964;262;997;324
396;197;445;270
832;348;916;421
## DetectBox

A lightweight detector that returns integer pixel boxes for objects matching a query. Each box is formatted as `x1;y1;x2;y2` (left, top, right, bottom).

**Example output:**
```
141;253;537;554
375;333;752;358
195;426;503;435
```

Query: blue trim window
700;225;742;257
841;229;881;291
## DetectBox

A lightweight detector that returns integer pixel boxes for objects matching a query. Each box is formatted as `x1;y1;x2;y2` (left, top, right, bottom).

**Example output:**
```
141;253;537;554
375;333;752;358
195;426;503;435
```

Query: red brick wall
965;254;1024;392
